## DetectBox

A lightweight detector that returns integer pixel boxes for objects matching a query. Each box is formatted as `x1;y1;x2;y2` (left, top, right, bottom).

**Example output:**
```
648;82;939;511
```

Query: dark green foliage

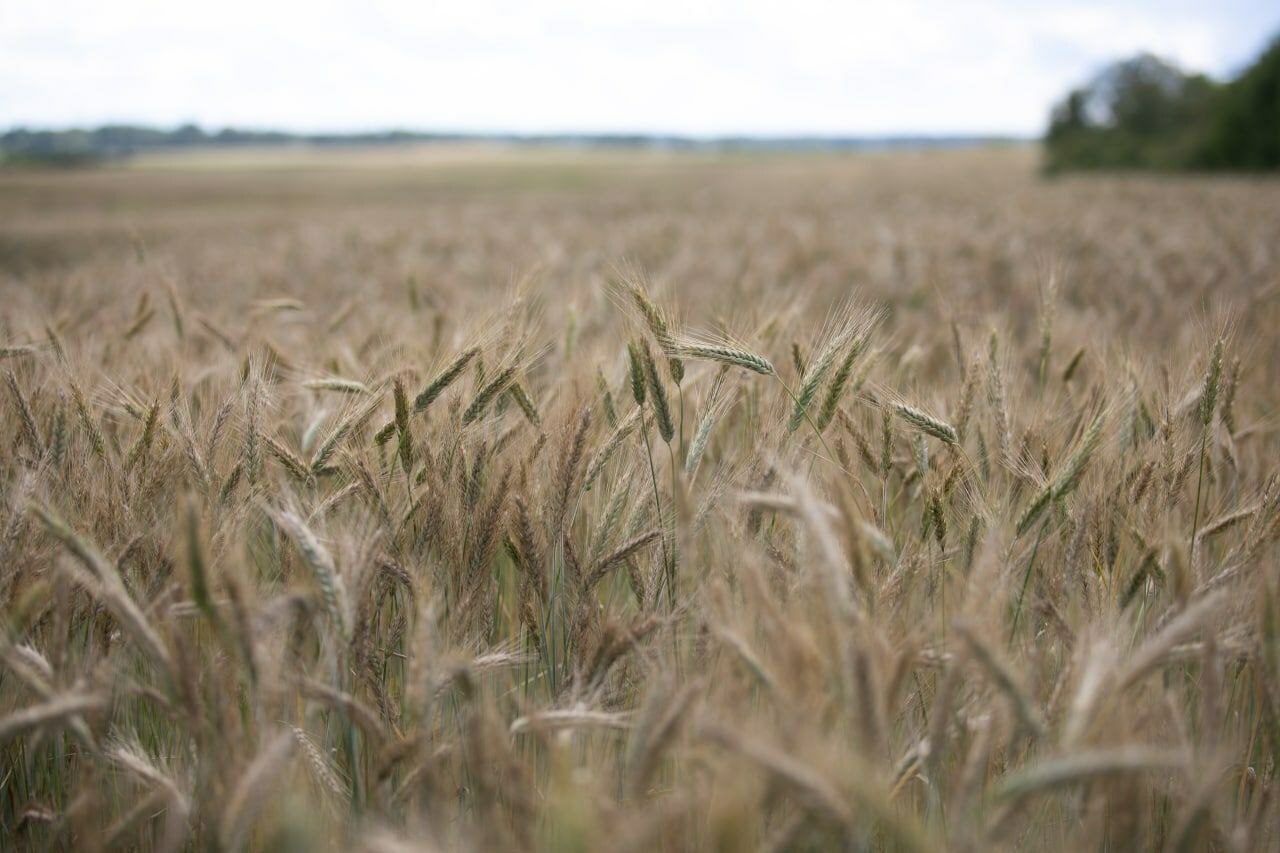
1198;37;1280;170
1045;38;1280;173
1045;54;1219;172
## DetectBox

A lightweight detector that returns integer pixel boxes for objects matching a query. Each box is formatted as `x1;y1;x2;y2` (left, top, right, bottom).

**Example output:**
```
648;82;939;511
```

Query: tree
1044;53;1218;172
1198;36;1280;170
1045;34;1280;173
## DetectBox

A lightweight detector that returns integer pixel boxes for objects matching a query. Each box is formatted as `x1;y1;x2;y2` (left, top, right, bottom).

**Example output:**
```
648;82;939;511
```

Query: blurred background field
1;142;1269;324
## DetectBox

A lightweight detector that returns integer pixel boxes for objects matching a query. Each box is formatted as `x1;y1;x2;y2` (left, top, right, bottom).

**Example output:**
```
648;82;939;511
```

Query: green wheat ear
892;402;958;445
670;341;774;375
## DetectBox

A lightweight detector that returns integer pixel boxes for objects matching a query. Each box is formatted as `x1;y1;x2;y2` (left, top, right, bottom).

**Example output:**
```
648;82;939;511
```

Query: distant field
2;146;1279;850
123;142;728;171
1;146;1045;279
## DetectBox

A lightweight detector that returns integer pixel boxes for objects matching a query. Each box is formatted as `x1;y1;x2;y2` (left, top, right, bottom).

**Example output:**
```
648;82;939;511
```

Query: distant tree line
1045;35;1279;172
0;124;471;166
0;124;1020;167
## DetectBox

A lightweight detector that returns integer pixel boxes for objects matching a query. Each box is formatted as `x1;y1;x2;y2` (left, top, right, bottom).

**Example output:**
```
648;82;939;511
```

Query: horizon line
1;122;1037;142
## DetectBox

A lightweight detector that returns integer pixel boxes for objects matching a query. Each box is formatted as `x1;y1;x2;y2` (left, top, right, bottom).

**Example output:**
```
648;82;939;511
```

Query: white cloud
1;0;1276;134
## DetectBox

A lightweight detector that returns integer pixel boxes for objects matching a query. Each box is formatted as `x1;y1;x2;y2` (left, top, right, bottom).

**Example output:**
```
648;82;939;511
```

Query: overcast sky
2;1;1277;136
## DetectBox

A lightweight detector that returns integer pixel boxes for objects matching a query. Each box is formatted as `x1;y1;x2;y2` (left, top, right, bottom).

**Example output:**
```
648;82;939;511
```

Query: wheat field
2;146;1279;851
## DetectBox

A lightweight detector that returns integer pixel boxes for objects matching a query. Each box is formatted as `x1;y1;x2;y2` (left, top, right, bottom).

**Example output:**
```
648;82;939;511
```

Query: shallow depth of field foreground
2;148;1280;851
